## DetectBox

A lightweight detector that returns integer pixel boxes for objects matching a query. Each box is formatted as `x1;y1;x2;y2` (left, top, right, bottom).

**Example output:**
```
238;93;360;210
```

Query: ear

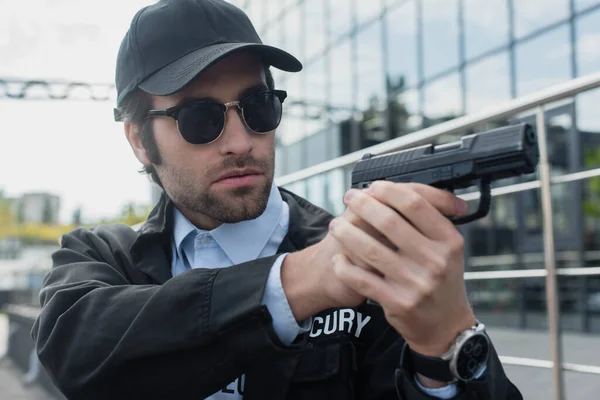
124;122;151;166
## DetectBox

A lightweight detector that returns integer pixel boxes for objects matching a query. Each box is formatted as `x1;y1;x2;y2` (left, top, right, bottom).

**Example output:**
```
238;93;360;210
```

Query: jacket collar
172;182;284;266
130;187;334;284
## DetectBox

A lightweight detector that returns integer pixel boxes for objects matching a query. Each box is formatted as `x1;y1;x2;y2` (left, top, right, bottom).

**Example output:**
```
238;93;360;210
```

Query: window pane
465;194;519;257
356;21;385;111
304;0;326;60
584;176;600;249
355;0;383;26
282;6;302;59
463;0;509;60
279;73;305;145
577;88;600;170
283;180;307;199
574;6;600;173
330;0;353;42
548;113;573;176
465;52;511;114
329;40;353;109
304;59;329;140
306;174;328;211
385;0;418;88
423;73;462;123
278;113;305;146
493;194;518;231
305;117;330;140
521;178;577;237
388;88;422;137
275;145;288;177
285;71;303;104
513;0;569;39
306;130;330;165
576;8;600;77
575;0;600;12
325;168;347;216
283;137;306;172
304;57;327;105
551;180;577;236
516;25;572;97
422;0;459;79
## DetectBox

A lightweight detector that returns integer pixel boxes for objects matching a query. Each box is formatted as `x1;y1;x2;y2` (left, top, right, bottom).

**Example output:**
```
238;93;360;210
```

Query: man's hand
281;212;366;322
281;200;397;321
327;181;477;358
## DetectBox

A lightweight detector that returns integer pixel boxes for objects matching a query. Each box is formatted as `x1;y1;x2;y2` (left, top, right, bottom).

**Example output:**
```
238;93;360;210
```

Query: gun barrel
351;123;539;190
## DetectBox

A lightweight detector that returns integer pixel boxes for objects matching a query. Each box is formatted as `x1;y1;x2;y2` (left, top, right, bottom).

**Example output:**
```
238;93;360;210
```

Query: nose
217;106;253;156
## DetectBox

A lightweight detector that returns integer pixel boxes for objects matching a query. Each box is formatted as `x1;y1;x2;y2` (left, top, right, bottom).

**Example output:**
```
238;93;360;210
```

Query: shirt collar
172;182;284;265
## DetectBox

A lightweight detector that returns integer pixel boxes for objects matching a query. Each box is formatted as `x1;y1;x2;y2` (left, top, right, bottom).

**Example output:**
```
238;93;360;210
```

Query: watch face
456;334;489;380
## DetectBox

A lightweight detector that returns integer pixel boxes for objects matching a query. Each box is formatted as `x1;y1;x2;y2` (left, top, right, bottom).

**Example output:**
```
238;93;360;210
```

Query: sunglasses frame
144;89;287;145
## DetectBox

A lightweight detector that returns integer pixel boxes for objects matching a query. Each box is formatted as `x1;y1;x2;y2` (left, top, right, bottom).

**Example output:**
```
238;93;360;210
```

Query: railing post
536;106;565;400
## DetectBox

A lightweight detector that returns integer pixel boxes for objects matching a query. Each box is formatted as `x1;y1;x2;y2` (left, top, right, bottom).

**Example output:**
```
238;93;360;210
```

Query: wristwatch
409;321;490;383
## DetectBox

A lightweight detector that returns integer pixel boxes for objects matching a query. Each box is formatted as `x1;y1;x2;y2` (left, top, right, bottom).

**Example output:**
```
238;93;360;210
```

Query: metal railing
275;71;600;400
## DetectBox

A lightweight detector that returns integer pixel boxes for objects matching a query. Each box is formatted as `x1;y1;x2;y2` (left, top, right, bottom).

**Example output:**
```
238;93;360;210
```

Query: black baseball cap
115;0;302;107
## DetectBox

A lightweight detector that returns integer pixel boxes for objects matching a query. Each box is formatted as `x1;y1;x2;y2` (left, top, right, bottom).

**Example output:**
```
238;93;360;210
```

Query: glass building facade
229;0;600;333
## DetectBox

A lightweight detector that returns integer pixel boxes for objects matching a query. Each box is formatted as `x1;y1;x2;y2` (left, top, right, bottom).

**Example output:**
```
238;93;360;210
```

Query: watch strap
408;347;456;382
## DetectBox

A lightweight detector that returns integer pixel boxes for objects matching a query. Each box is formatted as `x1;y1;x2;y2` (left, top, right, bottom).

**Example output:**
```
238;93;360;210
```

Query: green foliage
583;147;600;218
0;193;151;243
118;203;152;226
0;191;15;228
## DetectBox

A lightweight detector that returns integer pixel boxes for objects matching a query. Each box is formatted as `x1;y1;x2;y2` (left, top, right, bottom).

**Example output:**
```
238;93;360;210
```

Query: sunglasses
144;89;287;145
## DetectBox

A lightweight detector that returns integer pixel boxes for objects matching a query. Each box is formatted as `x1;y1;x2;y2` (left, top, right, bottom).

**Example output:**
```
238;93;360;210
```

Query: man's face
144;52;276;229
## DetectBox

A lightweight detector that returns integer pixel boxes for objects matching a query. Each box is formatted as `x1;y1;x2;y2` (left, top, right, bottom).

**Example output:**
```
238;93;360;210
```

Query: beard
158;151;275;225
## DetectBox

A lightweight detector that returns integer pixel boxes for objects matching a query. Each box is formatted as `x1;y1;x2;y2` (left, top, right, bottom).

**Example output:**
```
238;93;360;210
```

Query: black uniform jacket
32;188;522;400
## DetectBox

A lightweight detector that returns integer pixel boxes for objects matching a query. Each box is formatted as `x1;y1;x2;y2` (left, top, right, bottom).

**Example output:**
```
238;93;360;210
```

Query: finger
409;183;468;217
332;253;418;313
361;181;464;241
340;208;397;251
329;217;406;280
340;248;375;273
345;253;381;276
332;216;438;289
325;231;373;272
332;252;395;303
342;188;430;260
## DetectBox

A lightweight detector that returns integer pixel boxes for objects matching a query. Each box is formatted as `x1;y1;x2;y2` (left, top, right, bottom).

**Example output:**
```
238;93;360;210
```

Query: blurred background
1;0;600;399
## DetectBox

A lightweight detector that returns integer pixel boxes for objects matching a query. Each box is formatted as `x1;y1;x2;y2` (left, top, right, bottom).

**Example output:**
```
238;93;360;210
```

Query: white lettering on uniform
339;309;355;333
218;376;244;397
323;312;338;335
308;309;371;339
310;316;324;337
355;312;371;338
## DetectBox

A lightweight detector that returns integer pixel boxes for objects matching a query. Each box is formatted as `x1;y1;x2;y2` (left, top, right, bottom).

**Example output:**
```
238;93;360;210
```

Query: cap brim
138;42;302;96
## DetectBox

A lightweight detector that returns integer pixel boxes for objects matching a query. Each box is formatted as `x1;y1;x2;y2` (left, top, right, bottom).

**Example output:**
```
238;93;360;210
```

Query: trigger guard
449;177;492;225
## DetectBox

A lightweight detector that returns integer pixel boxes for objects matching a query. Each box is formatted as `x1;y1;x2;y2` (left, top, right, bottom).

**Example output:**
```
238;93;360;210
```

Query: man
32;1;522;399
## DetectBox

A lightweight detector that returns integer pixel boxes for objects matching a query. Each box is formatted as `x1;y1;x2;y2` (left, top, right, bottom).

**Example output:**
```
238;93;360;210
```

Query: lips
215;168;262;182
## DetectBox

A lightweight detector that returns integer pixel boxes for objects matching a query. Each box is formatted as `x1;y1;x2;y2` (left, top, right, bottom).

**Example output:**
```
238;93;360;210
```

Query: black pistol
350;123;540;224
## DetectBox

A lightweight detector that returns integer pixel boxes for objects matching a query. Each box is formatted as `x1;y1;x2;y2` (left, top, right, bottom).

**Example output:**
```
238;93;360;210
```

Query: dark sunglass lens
243;92;282;133
178;103;225;144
